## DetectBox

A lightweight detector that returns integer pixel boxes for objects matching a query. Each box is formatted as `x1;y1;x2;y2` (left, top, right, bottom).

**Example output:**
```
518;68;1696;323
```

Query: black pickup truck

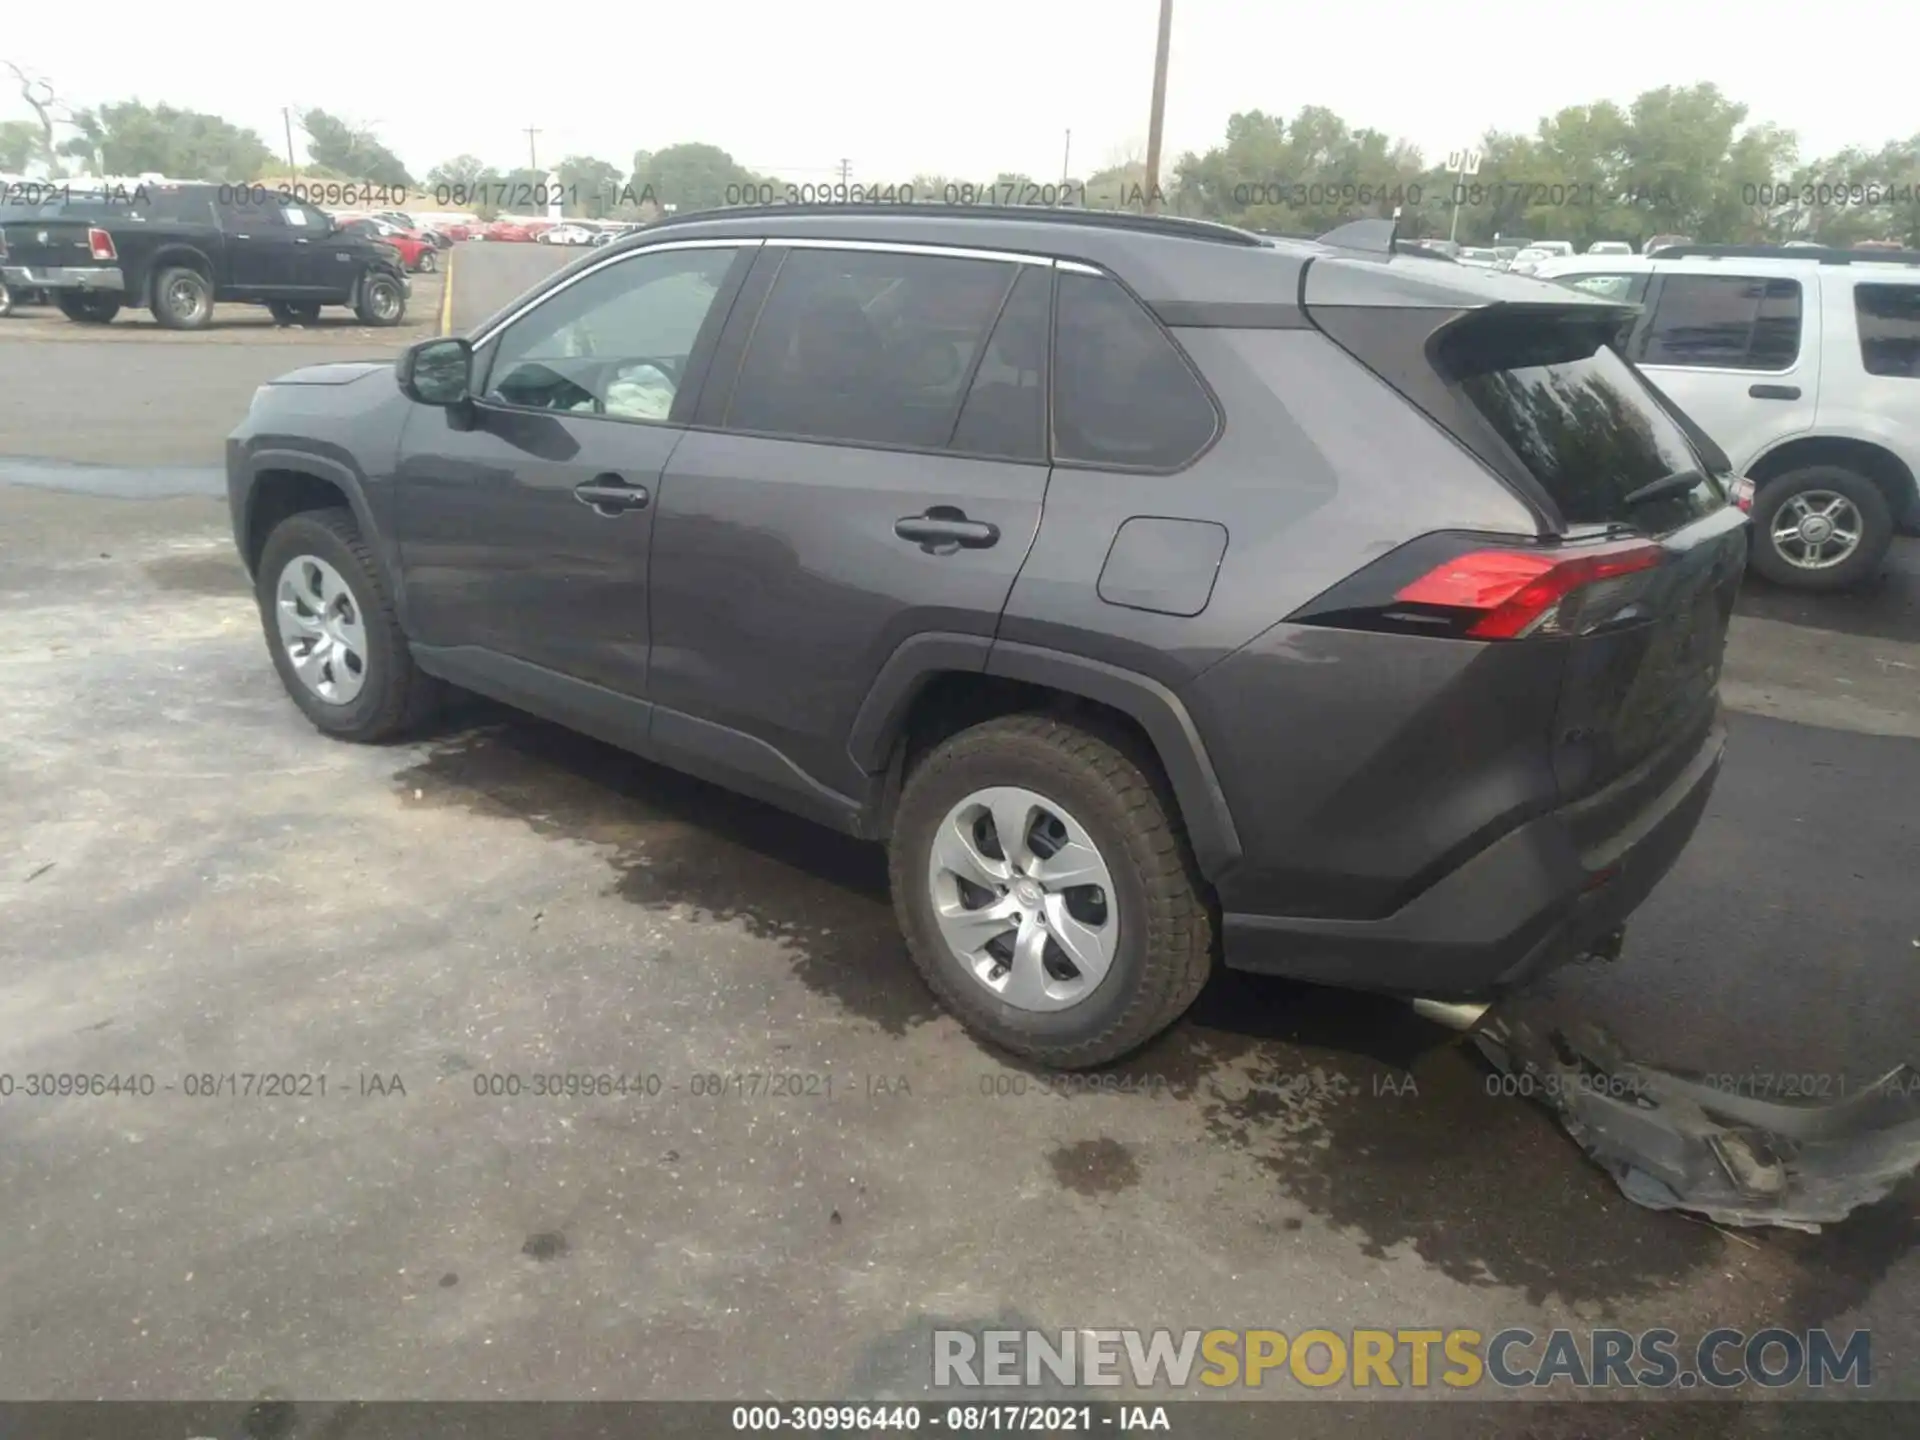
0;181;410;329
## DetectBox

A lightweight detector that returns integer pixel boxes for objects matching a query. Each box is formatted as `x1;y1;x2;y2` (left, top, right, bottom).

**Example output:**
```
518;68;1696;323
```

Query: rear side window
725;248;1018;450
1439;311;1720;531
948;265;1050;462
1639;275;1801;371
1052;272;1218;470
1855;283;1920;378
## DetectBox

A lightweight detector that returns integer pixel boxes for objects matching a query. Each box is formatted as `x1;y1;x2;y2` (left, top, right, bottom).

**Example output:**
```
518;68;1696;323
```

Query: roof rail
637;202;1271;248
1654;242;1920;267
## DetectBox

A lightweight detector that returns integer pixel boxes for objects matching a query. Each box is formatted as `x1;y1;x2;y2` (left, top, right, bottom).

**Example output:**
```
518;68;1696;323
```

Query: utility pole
1142;0;1173;213
1062;129;1072;188
282;108;298;177
524;127;542;172
837;157;852;188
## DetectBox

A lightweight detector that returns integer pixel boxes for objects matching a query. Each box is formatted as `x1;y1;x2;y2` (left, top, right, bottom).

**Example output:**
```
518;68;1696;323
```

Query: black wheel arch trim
238;448;406;621
847;632;1243;881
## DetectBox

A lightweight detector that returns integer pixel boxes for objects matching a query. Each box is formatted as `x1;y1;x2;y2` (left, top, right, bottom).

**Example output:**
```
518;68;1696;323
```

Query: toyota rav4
228;206;1746;1067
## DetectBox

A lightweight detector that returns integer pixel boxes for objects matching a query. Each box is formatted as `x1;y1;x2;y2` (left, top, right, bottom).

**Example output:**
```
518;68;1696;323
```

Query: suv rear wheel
889;714;1214;1068
151;266;214;329
355;272;407;326
255;508;441;741
57;292;121;324
1750;465;1893;592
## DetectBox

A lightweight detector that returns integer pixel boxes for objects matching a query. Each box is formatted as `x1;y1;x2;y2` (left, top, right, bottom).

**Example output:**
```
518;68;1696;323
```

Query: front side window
482;245;742;420
1854;282;1920;378
724;248;1018;449
1639;274;1802;371
1052;272;1218;470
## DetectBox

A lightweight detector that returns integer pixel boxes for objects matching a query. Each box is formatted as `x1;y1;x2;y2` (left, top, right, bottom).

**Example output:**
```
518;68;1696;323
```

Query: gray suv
228;206;1747;1067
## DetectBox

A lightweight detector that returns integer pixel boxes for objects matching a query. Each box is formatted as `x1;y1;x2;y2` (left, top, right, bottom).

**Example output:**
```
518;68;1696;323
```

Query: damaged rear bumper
1475;1015;1920;1231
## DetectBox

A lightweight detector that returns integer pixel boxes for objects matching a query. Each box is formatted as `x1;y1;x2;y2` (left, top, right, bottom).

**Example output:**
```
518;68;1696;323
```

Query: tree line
4;64;1915;248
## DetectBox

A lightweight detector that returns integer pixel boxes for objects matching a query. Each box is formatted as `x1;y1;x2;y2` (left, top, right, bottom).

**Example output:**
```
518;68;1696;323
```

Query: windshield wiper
1620;467;1706;507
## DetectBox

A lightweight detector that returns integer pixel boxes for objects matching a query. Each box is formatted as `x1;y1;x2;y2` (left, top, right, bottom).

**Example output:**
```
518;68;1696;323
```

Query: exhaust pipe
1410;998;1494;1032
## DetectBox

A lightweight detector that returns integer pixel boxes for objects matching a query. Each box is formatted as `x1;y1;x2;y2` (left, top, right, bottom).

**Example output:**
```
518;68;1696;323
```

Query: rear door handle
574;474;650;516
1749;383;1800;400
894;507;999;552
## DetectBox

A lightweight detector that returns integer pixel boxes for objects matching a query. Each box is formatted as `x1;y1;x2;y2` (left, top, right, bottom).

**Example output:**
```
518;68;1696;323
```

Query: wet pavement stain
1124;970;1721;1306
393;715;940;1036
1048;1137;1141;1196
144;551;251;596
521;1230;568;1261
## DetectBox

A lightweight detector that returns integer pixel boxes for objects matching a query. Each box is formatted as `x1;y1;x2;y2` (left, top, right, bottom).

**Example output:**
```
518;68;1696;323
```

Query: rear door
648;243;1053;804
1630;268;1819;471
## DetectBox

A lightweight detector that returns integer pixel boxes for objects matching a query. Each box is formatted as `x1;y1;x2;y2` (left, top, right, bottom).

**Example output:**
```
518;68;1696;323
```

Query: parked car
482;219;535;243
1530;241;1575;258
0;181;410;329
337;217;438;273
1506;246;1559;276
1455;246;1499;269
227;205;1746;1067
1539;243;1920;590
1643;234;1691;255
1587;241;1633;256
536;223;599;246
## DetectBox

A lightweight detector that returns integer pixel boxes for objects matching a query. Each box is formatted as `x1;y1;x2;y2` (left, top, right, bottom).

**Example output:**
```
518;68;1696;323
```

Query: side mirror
397;336;473;406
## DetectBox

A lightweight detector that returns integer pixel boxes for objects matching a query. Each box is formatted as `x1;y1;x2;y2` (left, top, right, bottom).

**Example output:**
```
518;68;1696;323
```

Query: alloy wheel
926;785;1119;1012
1770;489;1864;570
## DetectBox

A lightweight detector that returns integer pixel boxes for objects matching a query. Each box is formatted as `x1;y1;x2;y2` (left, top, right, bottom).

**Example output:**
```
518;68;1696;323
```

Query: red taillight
1730;476;1755;513
1395;542;1664;639
87;228;116;261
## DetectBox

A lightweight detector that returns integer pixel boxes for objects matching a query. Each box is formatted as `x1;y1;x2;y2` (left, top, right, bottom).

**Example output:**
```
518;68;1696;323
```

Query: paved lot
0;241;1915;1421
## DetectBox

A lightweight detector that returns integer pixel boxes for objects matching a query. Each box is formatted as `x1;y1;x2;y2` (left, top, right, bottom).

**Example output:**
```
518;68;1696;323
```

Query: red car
338;218;438;272
482;219;534;243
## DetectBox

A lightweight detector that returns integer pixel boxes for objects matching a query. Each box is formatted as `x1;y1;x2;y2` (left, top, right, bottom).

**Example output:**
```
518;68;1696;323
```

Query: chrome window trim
469;237;761;350
471;235;1077;349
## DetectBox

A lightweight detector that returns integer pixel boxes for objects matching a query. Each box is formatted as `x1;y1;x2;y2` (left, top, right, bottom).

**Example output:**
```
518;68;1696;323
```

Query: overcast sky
3;1;1908;183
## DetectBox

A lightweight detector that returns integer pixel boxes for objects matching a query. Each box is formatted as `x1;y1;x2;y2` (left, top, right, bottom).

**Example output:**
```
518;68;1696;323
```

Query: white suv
1538;245;1920;590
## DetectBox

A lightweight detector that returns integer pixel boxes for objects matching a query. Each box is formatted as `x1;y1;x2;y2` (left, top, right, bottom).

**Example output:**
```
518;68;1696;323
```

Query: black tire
415;248;437;273
0;284;11;318
888;714;1214;1069
255;508;442;742
354;270;407;326
1749;465;1893;592
151;266;214;329
267;300;322;325
57;292;121;324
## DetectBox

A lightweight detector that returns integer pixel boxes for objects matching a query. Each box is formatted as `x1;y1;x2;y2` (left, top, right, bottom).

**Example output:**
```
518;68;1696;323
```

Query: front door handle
574;474;650;516
1749;383;1801;400
894;506;999;553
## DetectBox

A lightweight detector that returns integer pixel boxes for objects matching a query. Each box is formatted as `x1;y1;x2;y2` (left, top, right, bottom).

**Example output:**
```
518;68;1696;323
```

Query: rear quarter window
1854;282;1920;378
1052;272;1218;471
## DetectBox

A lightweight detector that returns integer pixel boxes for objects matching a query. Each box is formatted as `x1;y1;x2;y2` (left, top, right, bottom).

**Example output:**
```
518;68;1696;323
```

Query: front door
649;245;1055;802
394;241;753;698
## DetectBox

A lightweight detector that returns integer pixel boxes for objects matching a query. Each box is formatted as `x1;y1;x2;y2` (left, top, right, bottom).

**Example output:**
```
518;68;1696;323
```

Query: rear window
1437;311;1722;530
1855;282;1920;378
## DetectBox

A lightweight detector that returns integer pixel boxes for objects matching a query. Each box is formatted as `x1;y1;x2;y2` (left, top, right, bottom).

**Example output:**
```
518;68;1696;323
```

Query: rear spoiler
1316;213;1403;257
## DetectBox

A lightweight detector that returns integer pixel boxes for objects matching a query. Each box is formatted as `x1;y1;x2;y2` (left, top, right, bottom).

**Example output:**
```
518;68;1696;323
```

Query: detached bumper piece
1474;1015;1920;1232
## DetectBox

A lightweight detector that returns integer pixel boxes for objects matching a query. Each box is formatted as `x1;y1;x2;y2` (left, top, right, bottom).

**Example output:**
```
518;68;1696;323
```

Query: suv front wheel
1750;465;1893;592
255;508;441;741
889;714;1214;1068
